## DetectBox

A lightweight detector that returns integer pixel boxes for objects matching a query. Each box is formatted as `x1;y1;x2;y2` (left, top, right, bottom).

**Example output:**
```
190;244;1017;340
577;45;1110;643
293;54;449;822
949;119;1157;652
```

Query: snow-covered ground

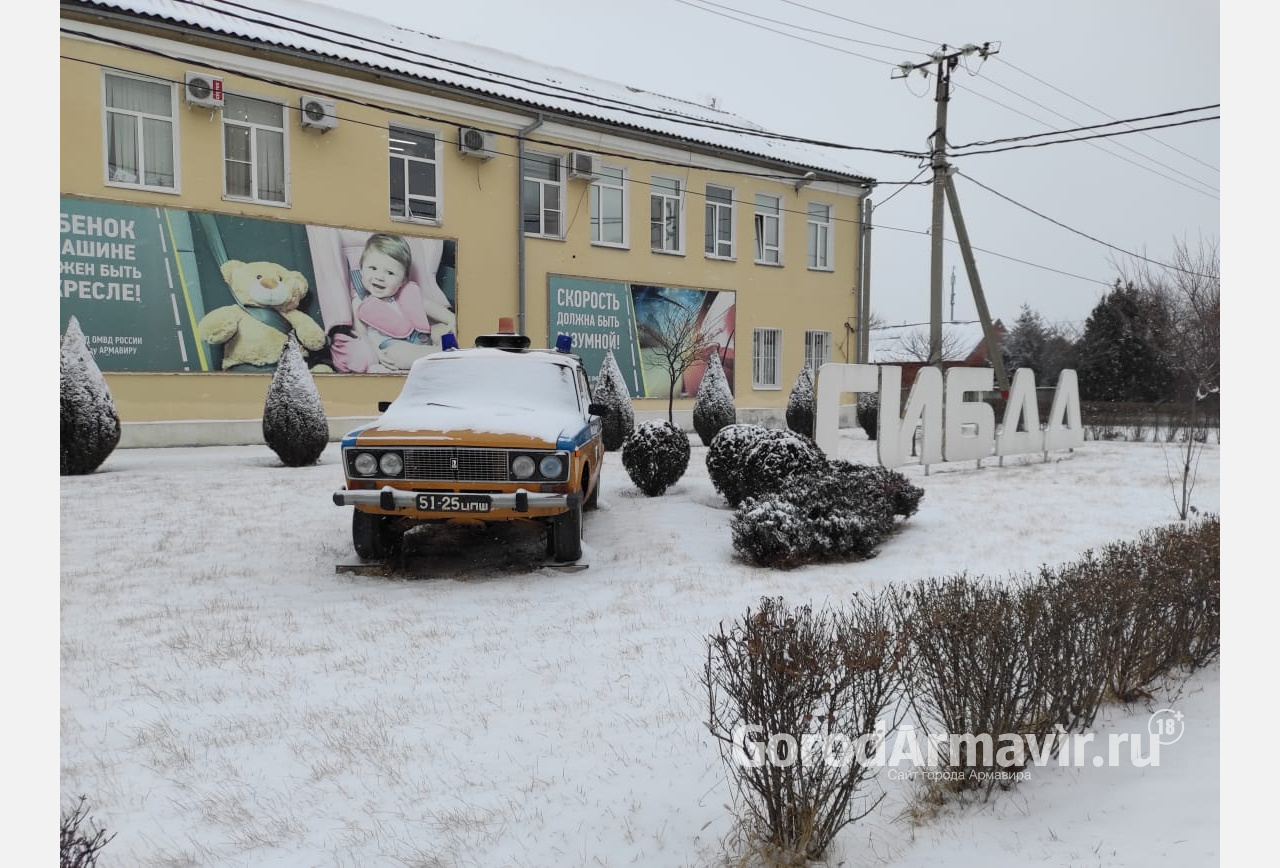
58;432;1221;866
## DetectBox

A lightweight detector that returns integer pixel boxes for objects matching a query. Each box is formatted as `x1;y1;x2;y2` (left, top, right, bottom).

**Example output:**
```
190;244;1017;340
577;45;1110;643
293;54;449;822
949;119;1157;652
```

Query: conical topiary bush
263;333;329;467
61;316;121;475
692;349;736;447
785;362;816;439
593;349;635;451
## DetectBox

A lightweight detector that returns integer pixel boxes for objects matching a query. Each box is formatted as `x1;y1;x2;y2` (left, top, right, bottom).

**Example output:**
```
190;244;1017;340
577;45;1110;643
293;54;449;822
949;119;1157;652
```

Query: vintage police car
333;333;605;562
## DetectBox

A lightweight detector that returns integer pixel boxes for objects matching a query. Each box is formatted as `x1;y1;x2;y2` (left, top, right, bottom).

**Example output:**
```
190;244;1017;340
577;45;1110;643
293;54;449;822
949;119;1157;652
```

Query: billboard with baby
59;196;458;373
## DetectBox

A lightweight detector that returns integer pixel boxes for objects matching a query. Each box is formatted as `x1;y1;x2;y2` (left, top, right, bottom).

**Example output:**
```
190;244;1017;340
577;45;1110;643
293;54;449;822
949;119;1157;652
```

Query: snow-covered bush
785;362;816;438
621;419;690;496
735;429;827;507
856;392;879;440
730;461;902;568
706;423;772;507
61;316;121;476
827;459;924;519
263;333;329;467
703;595;904;862
593;349;635;451
692;350;736;446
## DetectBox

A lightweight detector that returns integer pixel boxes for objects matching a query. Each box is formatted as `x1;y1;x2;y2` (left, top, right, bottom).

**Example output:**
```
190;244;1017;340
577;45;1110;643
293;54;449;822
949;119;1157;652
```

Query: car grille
402;448;510;482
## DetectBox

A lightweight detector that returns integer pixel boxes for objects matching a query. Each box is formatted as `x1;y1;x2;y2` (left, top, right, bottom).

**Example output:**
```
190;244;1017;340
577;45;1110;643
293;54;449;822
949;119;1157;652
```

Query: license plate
416;493;492;513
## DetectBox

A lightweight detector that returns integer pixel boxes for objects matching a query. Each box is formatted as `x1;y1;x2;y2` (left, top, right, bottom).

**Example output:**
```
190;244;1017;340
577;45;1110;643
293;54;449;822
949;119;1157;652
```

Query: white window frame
389;124;442;224
650;176;684;255
101;71;180;193
752;327;783;389
807;203;833;270
221;93;289;206
705;183;735;260
805;329;833;373
590;164;628;248
522;150;564;238
754;194;782;265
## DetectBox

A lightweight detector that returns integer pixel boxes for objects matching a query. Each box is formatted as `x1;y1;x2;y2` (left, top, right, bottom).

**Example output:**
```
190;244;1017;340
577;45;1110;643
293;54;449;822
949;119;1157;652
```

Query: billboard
59;196;457;373
548;274;735;399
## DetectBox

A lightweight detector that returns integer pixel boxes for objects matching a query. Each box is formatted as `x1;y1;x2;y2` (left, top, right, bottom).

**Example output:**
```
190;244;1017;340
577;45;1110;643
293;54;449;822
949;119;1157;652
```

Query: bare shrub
61;796;114;868
704;595;906;863
892;574;1104;798
1059;517;1220;703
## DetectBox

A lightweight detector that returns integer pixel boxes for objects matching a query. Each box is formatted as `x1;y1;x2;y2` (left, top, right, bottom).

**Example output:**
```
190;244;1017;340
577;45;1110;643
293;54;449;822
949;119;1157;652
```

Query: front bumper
333;486;572;513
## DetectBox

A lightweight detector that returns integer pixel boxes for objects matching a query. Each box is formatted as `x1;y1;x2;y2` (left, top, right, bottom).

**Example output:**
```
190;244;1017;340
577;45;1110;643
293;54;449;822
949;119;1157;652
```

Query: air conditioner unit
566;150;601;180
457;126;495;160
184;72;223;108
299;95;338;131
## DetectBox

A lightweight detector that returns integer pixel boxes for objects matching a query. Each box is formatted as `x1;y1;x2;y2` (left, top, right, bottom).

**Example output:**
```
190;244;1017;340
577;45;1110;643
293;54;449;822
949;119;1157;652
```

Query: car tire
550;497;583;562
584;467;600;511
352;510;391;560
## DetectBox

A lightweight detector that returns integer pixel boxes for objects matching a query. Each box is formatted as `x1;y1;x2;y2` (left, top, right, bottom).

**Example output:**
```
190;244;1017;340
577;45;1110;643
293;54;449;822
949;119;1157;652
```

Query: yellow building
60;0;876;446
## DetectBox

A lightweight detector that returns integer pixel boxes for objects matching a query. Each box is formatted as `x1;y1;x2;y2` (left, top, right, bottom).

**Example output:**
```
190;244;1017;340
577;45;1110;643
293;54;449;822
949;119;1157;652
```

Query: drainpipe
516;114;544;336
858;193;874;364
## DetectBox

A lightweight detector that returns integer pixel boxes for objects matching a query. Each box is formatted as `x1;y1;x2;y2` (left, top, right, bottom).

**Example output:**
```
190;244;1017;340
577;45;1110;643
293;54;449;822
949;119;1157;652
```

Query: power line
994;55;1219;174
100;0;917;160
672;0;901;68
954;171;1218;279
947;79;1219;200
63;30;925;171
765;0;938;47
682;0;923;54
949;103;1220;151
948;115;1220;160
871;168;928;209
955;74;1219;195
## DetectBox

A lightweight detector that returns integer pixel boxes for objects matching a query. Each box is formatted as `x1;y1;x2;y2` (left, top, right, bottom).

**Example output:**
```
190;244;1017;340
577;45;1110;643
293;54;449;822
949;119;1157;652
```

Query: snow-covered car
332;333;605;562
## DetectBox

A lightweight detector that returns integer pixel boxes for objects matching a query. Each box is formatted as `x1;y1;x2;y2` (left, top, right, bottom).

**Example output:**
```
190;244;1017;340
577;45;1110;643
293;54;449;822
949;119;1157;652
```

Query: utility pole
893;42;1008;391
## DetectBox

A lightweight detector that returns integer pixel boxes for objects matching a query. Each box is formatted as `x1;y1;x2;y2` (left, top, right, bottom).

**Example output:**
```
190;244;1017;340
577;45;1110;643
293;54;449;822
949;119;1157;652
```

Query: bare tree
639;295;727;423
884;326;971;363
1112;236;1220;519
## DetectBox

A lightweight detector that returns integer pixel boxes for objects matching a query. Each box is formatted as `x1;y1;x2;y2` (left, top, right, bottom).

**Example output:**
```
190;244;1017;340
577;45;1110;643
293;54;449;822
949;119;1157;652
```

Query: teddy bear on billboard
197;259;328;370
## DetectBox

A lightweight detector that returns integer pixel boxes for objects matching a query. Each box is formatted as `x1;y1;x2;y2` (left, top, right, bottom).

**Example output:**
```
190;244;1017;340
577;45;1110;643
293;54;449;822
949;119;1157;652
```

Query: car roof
419;347;585;368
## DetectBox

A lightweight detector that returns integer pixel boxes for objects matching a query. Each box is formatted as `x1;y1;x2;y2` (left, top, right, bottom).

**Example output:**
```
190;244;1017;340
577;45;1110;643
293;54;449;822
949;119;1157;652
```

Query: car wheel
584;467;600;511
550;497;583;562
352;510;391;560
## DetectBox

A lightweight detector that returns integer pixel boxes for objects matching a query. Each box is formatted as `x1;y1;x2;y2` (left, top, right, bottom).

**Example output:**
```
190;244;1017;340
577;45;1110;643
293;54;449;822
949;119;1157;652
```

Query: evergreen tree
1076;281;1173;402
785;362;816;438
61;316;122;475
263;333;329;467
1003;303;1050;383
692;350;736;446
593;350;635;451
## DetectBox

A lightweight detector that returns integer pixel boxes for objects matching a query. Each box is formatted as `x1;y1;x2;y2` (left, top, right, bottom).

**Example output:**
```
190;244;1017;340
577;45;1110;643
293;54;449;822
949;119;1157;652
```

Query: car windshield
391;354;581;414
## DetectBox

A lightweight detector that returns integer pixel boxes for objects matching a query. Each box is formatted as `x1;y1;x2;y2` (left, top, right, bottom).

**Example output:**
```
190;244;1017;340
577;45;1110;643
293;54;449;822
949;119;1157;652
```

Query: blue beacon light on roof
440;333;459;351
555;334;573;353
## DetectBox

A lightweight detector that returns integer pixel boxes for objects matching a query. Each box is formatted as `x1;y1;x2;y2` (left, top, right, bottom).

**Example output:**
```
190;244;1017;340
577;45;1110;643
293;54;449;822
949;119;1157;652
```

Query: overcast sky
310;0;1221;336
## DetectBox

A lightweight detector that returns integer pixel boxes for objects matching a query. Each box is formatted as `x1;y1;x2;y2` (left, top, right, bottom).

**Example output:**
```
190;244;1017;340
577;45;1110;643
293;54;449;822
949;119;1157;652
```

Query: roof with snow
65;0;877;184
869;320;1005;364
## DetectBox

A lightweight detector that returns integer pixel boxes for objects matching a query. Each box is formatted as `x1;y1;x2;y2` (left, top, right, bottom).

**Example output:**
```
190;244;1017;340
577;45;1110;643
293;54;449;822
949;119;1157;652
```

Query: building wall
60;19;865;438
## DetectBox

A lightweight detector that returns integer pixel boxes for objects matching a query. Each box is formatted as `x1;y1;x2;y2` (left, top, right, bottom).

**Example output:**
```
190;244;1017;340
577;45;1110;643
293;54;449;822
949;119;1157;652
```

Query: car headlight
378;452;404;477
539;454;564;479
511;455;536;479
353;452;378;476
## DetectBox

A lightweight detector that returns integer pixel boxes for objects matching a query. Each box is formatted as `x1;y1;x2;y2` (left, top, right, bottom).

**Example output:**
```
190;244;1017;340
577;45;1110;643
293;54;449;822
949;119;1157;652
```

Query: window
103;73;177;191
222;94;287;204
754;194;781;264
522;151;563;237
805;330;832;373
650;176;683;253
389;125;439;222
752;327;782;389
807;203;832;270
590;165;627;246
705;184;734;258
